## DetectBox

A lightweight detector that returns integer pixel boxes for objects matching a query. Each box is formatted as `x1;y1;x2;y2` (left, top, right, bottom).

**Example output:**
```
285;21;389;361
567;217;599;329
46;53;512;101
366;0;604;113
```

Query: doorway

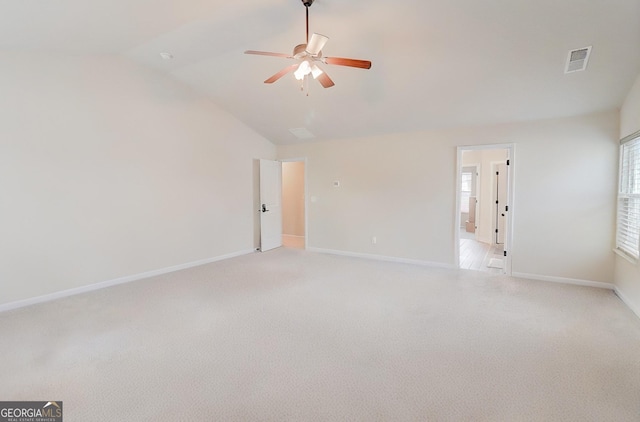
456;145;514;274
281;159;306;249
460;164;479;239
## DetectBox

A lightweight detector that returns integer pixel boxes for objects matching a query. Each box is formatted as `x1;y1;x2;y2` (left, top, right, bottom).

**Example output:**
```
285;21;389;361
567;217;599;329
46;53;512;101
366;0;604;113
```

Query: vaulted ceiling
3;0;640;144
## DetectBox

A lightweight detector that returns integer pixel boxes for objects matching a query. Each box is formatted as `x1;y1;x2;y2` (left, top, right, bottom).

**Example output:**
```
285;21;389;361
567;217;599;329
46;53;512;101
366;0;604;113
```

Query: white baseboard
614;287;640;320
512;272;614;290
0;249;254;313
307;247;456;269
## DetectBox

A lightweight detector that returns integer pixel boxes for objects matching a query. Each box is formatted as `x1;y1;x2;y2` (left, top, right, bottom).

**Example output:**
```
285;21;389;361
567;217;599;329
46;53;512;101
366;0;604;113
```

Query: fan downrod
302;0;315;43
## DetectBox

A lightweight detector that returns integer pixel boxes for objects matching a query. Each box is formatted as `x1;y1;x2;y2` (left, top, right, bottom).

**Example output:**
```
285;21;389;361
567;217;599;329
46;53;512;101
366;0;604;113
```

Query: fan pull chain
299;74;310;96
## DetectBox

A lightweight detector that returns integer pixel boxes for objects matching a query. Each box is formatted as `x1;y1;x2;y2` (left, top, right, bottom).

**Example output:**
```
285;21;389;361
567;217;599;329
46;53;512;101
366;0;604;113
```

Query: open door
495;162;508;245
259;159;282;252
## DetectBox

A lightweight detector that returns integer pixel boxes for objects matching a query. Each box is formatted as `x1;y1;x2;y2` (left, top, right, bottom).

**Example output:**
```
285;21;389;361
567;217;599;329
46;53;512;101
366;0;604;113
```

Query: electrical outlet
372;236;377;245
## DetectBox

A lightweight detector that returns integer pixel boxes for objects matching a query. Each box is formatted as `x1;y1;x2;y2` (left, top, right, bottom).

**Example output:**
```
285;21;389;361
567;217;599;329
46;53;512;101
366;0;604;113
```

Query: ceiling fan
244;0;372;89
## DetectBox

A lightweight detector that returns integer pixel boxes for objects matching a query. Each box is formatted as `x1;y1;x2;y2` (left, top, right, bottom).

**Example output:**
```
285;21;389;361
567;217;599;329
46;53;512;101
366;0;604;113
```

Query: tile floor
459;229;504;274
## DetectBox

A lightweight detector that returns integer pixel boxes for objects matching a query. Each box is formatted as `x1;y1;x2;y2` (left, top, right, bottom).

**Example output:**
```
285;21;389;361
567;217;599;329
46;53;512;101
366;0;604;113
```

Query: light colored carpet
1;248;640;421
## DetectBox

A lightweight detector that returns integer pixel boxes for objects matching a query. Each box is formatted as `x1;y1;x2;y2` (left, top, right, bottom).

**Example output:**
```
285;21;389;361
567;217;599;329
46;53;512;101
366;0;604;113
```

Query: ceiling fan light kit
244;0;371;93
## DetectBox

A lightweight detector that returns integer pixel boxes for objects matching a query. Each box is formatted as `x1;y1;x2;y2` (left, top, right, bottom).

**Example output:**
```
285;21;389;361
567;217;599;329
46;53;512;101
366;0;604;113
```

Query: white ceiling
3;0;640;144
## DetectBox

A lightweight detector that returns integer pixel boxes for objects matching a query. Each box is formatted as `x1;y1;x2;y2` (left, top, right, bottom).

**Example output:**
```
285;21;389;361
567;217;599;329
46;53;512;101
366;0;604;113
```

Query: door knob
262;204;269;213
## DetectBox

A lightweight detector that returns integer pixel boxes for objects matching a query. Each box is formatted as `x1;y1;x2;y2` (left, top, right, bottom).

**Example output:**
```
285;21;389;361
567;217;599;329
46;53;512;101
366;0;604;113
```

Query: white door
496;162;508;245
260;159;282;252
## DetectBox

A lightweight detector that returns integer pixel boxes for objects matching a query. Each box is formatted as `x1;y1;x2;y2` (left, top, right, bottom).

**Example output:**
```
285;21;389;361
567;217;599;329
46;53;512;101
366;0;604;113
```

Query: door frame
280;157;309;250
455;144;515;275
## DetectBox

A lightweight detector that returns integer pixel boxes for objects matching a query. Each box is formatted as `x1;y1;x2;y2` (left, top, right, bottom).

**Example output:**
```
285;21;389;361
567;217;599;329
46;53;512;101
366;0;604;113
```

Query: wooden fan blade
324;57;372;69
264;64;299;84
316;71;335;88
245;50;292;58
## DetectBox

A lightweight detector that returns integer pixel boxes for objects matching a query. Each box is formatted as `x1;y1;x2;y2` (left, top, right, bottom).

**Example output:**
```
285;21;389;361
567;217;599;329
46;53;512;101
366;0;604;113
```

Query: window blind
617;134;640;259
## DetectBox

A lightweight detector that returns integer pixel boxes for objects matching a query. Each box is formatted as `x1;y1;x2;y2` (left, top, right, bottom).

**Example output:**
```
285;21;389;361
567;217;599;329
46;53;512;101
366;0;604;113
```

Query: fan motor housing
302;0;314;7
293;44;307;58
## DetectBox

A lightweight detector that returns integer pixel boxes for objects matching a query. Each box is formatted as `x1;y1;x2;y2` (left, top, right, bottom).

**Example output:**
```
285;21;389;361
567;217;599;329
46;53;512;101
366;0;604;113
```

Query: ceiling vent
565;46;592;73
289;127;315;140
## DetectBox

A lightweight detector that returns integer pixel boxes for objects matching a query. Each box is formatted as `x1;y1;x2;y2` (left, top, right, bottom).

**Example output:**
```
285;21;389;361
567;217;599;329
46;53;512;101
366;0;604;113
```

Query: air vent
565;46;592;73
289;127;315;140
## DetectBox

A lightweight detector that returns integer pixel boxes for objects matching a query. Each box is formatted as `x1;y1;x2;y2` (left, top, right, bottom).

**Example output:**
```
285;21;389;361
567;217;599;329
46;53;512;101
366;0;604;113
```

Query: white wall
616;73;640;317
278;111;618;284
282;161;305;237
0;52;276;307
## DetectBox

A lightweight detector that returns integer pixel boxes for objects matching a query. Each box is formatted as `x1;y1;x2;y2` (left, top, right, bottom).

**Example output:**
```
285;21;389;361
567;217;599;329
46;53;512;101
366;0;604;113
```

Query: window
617;133;640;259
